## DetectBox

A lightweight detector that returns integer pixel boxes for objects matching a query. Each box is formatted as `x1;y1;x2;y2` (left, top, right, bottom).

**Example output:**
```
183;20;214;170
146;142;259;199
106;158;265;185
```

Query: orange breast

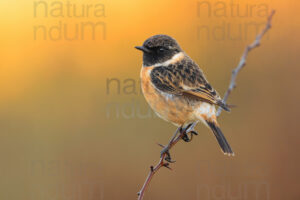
140;66;195;126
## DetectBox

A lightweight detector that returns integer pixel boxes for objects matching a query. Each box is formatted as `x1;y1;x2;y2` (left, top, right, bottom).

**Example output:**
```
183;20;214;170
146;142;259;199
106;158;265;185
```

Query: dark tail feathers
206;120;234;156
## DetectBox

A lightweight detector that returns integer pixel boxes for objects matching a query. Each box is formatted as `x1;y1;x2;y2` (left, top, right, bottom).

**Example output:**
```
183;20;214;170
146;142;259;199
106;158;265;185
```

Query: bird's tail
206;120;234;156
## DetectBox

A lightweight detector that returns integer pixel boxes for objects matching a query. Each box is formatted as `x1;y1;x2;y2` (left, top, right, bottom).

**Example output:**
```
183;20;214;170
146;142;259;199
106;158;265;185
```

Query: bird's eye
158;47;166;53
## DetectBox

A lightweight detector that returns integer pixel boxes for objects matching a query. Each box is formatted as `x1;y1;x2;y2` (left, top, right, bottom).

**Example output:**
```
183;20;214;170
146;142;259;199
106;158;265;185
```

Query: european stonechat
135;34;234;156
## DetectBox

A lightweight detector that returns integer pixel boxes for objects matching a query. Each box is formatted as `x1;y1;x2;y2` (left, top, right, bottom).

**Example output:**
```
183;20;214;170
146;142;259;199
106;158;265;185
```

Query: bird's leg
159;126;182;163
159;123;198;162
182;123;199;142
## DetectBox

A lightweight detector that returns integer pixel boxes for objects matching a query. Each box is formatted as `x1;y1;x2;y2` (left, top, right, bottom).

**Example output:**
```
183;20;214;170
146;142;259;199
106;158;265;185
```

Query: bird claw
157;124;199;163
181;124;198;142
159;144;176;163
182;133;191;142
165;152;176;163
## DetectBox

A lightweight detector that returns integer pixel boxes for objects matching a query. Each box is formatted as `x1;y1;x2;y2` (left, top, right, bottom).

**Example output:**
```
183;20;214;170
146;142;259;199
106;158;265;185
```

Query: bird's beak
135;46;151;53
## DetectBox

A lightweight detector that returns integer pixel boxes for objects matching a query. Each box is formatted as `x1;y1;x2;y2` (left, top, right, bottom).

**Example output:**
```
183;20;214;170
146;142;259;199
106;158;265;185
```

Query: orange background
0;0;299;199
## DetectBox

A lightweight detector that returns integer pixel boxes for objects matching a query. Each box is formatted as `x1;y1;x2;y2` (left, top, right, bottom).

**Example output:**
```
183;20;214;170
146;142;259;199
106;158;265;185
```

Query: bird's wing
150;60;227;109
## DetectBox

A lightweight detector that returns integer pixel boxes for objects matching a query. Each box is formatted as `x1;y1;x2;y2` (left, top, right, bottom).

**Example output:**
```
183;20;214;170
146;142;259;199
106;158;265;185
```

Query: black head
135;34;182;67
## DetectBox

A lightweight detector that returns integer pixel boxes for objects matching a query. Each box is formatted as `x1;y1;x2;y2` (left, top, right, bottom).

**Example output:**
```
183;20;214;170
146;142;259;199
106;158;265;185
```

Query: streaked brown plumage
136;34;234;156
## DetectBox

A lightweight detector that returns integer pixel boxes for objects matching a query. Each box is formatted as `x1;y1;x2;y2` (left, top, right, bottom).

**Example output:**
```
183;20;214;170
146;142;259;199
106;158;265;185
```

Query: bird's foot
158;143;176;163
181;123;198;142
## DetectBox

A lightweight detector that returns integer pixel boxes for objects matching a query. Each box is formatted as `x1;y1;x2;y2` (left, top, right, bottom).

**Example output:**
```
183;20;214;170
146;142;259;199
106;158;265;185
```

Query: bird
135;34;234;156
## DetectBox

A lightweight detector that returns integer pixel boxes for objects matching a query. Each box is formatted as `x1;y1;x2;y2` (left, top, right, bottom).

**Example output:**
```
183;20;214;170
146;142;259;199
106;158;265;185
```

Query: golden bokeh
0;0;299;199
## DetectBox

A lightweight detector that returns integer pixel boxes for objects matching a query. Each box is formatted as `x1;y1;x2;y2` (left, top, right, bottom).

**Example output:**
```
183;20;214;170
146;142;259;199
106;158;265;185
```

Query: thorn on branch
163;163;172;170
157;143;165;148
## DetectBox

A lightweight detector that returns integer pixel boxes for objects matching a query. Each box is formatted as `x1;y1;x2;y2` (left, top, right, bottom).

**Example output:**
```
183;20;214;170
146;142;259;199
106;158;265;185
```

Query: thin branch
217;10;276;116
138;10;275;200
137;127;181;200
137;123;196;200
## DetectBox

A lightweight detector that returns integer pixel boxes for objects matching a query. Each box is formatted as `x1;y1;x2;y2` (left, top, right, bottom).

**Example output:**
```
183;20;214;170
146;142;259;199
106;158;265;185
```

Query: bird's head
135;34;182;67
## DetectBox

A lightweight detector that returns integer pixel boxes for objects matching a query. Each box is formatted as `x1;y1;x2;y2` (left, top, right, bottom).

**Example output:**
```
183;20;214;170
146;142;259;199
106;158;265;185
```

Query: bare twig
137;123;197;200
138;10;275;200
137;128;180;200
217;10;276;116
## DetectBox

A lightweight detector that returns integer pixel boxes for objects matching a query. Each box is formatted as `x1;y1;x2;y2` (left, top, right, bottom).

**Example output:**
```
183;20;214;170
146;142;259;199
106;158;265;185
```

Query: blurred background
0;0;299;199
